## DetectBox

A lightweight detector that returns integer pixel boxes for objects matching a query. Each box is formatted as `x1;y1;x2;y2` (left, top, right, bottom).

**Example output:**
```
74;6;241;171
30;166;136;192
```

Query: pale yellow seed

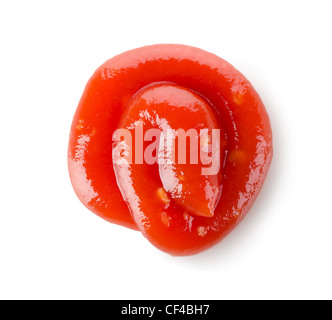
197;226;207;237
200;134;209;147
160;212;170;227
178;174;185;182
157;187;170;205
233;91;244;105
76;120;84;130
227;150;246;163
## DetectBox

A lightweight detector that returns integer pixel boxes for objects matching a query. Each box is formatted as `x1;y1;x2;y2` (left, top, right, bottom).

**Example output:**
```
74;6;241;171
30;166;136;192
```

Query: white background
1;0;331;300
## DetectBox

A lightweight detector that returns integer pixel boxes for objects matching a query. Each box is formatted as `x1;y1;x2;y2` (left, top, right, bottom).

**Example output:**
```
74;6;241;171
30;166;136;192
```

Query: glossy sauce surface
68;44;273;256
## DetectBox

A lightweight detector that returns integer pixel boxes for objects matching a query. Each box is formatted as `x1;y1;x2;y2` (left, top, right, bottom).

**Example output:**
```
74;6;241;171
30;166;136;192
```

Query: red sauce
68;44;273;256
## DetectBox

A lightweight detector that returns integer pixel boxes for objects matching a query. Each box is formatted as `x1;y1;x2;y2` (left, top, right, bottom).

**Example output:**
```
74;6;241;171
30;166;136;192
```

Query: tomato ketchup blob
68;44;273;256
